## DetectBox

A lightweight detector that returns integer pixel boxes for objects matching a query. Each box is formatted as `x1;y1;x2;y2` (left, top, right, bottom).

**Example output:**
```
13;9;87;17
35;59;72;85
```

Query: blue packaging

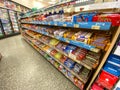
103;54;120;76
63;44;77;54
72;12;97;23
64;59;76;69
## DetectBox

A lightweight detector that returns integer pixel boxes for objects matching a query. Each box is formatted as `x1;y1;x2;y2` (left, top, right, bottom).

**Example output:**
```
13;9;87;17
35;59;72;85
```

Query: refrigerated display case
0;8;13;35
9;10;19;33
0;25;4;38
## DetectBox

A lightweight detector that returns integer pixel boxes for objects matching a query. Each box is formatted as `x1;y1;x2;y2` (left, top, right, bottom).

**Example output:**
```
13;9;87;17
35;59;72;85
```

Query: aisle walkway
0;35;79;90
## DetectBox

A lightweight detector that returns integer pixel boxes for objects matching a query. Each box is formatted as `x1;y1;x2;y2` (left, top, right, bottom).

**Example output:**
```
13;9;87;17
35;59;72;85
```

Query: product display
9;10;19;33
22;32;85;89
20;0;120;90
21;24;111;52
0;8;13;35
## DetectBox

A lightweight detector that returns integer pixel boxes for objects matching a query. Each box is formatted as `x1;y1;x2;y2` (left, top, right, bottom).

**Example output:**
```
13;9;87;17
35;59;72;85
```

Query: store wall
12;0;33;8
12;0;50;9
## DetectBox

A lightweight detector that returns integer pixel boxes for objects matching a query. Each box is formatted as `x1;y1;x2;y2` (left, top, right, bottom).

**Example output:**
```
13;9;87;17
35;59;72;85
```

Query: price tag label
91;25;100;30
74;24;79;28
54;23;57;26
52;9;54;14
63;24;67;27
56;8;59;13
66;40;70;43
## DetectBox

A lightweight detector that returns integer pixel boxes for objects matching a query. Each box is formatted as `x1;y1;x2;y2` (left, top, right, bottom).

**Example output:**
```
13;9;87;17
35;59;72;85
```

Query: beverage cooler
0;23;4;38
0;8;20;39
9;10;19;33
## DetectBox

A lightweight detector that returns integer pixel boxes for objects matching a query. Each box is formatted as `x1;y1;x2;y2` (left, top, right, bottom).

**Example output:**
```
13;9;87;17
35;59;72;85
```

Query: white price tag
63;24;66;27
74;24;79;28
91;25;100;30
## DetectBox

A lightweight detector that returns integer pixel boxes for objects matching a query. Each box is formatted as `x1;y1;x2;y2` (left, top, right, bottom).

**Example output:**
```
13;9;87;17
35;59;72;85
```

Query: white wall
12;0;33;8
12;0;50;9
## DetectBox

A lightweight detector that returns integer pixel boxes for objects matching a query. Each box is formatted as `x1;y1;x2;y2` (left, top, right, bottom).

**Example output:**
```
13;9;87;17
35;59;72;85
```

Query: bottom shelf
22;34;84;90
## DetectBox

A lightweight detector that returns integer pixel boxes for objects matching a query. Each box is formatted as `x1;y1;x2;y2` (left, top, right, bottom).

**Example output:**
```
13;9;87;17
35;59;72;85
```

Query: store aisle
0;35;79;90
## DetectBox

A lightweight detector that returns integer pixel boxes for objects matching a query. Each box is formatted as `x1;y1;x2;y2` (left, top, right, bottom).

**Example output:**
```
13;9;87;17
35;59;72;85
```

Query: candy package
93;14;120;26
64;59;76;69
54;52;62;60
96;70;118;90
73;63;83;74
64;44;77;54
91;82;104;90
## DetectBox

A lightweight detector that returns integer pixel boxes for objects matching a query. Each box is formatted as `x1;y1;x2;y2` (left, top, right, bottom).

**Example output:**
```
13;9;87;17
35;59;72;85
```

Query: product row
21;11;120;26
22;33;85;89
24;30;92;80
22;24;112;52
25;29;102;70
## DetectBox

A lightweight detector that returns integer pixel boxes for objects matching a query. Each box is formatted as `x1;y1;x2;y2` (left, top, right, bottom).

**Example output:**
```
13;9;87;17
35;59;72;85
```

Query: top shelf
21;1;120;19
75;1;120;12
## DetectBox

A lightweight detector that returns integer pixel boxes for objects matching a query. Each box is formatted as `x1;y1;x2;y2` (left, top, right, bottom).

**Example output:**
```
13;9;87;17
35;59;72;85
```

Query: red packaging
50;50;57;56
96;70;118;89
93;14;120;26
73;77;84;90
91;82;104;90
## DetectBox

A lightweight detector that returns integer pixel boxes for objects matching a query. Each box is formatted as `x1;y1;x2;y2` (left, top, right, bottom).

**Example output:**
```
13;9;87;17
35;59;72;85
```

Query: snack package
66;71;74;81
61;67;67;74
54;52;62;60
90;33;111;50
96;70;118;89
61;43;68;51
54;62;60;68
91;82;104;90
79;67;90;78
73;63;83;74
46;48;53;54
64;59;76;69
49;39;60;46
93;14;120;26
64;31;76;39
54;29;67;37
43;46;50;51
72;31;93;43
74;77;84;90
76;48;88;61
64;44;77;55
72;12;97;22
83;51;101;68
60;55;68;63
50;50;58;56
70;48;87;61
58;65;64;71
103;54;120;77
50;58;55;64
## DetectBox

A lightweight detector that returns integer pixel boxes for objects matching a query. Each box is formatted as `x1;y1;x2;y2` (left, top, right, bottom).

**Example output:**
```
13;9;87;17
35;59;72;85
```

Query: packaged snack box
93;14;120;26
64;59;76;69
96;70;118;89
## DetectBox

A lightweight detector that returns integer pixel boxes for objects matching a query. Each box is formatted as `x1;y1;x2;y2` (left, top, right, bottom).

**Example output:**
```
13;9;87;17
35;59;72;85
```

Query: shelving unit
21;32;85;89
20;1;120;90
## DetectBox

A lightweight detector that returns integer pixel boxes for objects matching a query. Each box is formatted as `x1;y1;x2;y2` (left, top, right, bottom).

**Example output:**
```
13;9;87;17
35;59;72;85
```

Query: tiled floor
0;35;79;90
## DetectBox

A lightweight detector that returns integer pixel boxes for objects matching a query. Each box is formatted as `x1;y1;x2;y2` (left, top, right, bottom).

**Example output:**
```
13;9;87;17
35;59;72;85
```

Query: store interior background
12;0;59;9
